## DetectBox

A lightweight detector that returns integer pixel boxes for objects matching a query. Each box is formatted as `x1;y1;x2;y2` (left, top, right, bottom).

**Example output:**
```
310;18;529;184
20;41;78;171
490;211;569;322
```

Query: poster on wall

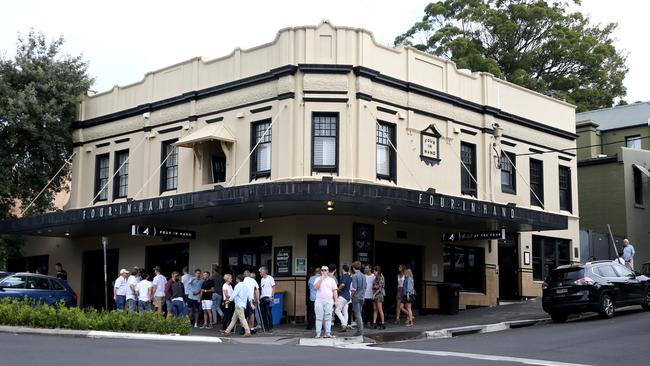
274;246;292;277
353;223;374;264
295;258;307;275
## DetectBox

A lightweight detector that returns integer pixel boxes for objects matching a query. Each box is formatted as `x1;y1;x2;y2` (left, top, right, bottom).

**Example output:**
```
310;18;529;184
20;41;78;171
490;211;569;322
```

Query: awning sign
131;225;196;239
442;230;504;242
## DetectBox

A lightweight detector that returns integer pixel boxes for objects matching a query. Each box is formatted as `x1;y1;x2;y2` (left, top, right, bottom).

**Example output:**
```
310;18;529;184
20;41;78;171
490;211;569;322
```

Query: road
1;307;647;366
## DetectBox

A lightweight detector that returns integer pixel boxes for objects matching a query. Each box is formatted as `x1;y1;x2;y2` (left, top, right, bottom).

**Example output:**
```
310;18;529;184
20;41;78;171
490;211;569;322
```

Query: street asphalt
0;305;647;366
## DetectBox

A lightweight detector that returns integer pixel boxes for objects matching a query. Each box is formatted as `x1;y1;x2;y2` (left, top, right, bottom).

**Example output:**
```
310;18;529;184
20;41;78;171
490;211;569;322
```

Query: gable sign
420;124;442;165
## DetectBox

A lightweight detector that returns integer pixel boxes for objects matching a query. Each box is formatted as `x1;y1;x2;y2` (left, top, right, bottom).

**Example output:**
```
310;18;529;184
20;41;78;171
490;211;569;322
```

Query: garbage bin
272;291;285;326
438;283;461;315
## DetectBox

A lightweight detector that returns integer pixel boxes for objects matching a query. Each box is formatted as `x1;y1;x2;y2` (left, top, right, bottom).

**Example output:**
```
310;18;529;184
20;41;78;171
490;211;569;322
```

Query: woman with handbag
372;266;386;329
402;269;415;327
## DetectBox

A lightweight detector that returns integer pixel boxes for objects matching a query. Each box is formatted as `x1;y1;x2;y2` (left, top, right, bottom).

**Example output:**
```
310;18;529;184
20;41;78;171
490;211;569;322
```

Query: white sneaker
194;323;198;328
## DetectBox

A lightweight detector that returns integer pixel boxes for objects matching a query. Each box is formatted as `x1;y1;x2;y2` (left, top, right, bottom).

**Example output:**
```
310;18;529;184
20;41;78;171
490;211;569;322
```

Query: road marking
340;343;592;366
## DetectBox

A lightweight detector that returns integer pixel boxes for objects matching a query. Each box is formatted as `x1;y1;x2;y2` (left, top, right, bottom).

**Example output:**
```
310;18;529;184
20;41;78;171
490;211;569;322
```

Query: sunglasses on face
321;269;328;272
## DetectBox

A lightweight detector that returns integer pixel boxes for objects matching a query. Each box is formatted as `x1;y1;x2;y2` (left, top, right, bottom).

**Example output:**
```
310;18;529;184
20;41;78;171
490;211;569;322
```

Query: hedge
0;298;190;335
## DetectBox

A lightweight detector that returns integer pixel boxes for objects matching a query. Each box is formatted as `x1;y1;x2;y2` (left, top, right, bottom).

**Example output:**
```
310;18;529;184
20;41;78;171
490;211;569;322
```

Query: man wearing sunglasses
313;265;338;338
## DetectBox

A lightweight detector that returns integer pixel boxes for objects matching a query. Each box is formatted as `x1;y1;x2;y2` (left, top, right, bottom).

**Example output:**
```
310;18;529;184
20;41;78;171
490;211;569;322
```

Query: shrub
0;298;190;335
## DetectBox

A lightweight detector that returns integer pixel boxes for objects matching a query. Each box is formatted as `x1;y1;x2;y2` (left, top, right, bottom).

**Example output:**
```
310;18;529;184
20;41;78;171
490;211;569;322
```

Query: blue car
0;272;77;307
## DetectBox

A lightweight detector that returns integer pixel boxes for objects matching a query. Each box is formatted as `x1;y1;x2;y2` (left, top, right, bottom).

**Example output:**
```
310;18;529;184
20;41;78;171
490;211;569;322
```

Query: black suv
542;261;650;323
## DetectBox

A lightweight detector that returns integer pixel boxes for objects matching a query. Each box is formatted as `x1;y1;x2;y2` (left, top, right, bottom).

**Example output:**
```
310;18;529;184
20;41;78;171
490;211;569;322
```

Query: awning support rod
21;151;77;217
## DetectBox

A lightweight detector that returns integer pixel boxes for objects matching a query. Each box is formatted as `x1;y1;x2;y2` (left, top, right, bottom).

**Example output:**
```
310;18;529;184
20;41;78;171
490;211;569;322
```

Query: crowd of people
112;265;276;336
307;261;416;338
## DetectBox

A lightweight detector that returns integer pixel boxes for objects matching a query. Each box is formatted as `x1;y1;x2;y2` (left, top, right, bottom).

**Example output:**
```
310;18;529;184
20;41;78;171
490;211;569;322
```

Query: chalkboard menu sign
353;223;374;264
273;246;292;277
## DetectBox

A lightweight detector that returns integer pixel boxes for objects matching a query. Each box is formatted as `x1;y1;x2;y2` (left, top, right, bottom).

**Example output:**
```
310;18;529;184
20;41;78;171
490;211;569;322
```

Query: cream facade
1;22;579;317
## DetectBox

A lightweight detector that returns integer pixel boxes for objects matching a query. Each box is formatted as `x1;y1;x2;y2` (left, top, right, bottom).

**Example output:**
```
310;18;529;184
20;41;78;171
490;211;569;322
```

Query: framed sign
353;223;374;264
295;258;307;275
420;124;442;165
524;251;531;265
273;246;292;277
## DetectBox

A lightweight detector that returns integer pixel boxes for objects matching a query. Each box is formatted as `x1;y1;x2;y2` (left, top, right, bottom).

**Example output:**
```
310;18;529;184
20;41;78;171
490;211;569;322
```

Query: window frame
460;142;477;197
529;158;545;207
500;151;517;194
625;135;642;149
94;153;110;202
532;236;571;280
250;119;272;180
160;139;179;193
443;244;486;293
113;149;129;199
311;112;339;174
558;165;572;212
376;121;397;183
634;166;644;205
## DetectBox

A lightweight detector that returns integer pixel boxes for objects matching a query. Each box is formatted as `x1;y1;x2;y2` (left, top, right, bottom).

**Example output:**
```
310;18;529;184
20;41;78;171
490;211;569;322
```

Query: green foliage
395;0;628;112
0;234;23;271
0;30;93;219
0;298;191;335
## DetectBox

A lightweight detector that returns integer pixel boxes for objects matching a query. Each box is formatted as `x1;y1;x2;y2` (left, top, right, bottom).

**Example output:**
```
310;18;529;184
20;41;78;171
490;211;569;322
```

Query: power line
515;135;650;157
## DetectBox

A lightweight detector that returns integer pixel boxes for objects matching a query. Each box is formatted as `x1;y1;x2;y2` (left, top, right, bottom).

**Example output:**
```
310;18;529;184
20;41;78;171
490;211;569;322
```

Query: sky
0;0;647;104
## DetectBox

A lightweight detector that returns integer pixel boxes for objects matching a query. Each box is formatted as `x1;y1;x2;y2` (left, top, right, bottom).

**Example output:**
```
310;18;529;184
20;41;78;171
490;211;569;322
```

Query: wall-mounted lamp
326;200;335;211
382;206;392;225
257;203;265;223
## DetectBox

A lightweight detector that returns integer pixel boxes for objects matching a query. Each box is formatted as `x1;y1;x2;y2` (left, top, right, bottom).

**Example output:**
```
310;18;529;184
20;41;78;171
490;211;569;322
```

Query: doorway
307;235;340;274
7;255;49;274
145;242;189;277
375;242;423;313
498;234;519;300
82;248;119;310
221;237;272;278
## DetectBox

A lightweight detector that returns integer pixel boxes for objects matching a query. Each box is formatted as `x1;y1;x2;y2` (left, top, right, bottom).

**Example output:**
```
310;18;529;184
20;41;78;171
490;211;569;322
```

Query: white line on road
340;343;592;366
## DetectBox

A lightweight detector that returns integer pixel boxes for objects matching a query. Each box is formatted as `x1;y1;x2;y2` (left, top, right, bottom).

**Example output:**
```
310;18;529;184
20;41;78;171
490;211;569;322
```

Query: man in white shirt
136;273;154;312
313;265;338;338
222;274;252;337
113;269;129;311
151;266;167;315
363;264;376;327
243;270;260;332
259;266;275;330
126;267;139;313
181;266;192;316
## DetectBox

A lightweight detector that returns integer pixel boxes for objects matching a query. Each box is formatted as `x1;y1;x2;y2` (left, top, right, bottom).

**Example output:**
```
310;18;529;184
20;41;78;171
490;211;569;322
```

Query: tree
0;31;93;267
395;0;628;112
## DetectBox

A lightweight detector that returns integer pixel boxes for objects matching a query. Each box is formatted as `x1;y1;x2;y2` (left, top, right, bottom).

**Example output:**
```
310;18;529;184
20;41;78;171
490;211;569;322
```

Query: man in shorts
200;271;215;328
151;266;167;315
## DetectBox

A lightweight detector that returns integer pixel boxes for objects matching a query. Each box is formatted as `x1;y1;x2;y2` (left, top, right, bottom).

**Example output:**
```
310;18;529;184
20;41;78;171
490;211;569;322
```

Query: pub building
0;22;579;319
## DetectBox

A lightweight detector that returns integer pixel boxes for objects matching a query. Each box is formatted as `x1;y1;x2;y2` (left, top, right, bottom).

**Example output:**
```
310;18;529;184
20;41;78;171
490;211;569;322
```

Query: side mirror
628;273;636;279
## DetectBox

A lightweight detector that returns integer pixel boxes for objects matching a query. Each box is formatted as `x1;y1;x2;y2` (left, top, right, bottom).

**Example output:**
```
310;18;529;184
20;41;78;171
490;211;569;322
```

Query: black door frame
498;234;519;300
81;248;119;309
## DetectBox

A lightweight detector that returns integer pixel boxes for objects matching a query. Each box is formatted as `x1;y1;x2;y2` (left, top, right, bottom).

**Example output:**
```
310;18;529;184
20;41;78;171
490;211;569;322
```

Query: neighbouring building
576;102;650;266
0;22;579;319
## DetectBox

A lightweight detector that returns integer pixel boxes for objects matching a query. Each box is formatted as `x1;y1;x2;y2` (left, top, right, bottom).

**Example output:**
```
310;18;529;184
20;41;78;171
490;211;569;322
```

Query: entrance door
82;248;119;310
375;242;423;313
145;243;189;277
221;237;272;278
307;235;340;274
498;234;519;300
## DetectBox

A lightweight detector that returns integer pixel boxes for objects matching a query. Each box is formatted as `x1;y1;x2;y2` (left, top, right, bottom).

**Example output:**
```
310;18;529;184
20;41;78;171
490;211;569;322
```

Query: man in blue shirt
187;269;203;328
623;238;636;270
306;267;319;330
334;264;352;332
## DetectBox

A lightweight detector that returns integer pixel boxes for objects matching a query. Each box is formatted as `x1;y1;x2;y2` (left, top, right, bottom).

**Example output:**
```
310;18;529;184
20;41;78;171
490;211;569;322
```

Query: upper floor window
625;135;642;149
161;139;178;192
250;120;272;180
94;154;109;202
500;152;516;194
376;122;396;182
558;166;572;212
529;158;544;207
312;113;338;173
114;150;129;199
460;142;477;196
634;166;644;205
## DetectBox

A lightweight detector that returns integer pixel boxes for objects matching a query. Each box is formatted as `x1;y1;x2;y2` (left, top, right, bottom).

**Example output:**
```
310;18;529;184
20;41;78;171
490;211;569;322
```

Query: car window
27;276;51;290
0;275;27;289
593;265;617;278
50;279;65;291
550;268;584;281
613;265;635;278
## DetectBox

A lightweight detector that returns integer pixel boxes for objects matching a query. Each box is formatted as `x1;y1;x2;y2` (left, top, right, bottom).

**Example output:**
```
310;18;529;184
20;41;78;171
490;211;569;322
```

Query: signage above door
442;229;505;242
131;225;196;239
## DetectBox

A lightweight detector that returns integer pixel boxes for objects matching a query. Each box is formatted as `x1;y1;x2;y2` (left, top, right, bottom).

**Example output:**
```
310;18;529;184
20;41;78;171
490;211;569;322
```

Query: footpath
0;298;549;345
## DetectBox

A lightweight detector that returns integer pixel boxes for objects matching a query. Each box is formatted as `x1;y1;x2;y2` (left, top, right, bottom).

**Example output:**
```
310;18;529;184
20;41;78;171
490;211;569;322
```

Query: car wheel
599;294;615;318
550;312;568;323
642;289;650;311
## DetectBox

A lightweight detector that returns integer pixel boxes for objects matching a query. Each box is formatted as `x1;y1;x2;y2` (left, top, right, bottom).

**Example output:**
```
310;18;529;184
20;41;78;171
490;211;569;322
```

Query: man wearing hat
113;269;129;311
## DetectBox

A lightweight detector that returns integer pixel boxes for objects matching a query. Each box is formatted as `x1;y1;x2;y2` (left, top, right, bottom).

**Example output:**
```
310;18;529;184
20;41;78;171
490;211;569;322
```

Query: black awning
0;181;567;237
